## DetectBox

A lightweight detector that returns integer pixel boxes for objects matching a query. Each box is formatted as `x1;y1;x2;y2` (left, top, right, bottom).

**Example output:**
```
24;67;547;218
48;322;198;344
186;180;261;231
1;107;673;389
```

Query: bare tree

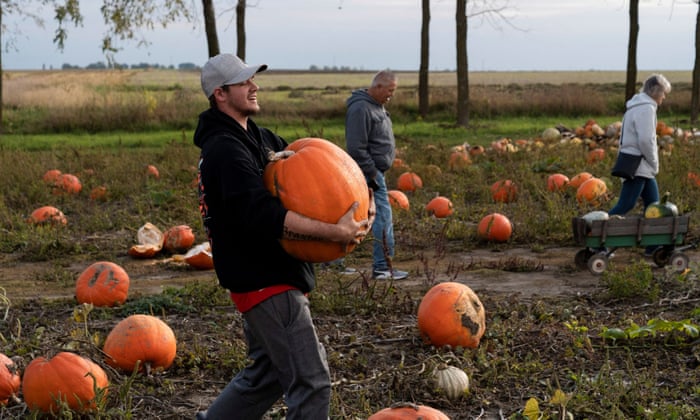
236;0;245;60
456;0;469;127
692;0;700;126
419;0;430;118
625;0;639;101
202;0;220;57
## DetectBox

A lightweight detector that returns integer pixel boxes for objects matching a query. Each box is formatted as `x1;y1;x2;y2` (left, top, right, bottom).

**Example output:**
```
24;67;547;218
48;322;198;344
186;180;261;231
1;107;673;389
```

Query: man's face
377;81;397;105
220;77;260;116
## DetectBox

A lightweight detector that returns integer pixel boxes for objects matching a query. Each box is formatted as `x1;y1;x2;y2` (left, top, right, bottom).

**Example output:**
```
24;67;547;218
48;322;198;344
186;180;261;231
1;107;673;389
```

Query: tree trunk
202;0;220;58
418;0;430;118
456;0;469;127
236;0;246;60
691;1;700;126
625;0;639;101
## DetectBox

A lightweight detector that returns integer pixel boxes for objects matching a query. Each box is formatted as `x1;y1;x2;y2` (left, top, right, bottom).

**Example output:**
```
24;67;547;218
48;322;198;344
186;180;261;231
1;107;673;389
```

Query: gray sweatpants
201;290;331;420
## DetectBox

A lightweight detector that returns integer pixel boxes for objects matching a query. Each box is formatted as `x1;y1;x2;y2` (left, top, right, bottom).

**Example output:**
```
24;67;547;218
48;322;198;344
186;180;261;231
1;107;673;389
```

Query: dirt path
3;245;687;301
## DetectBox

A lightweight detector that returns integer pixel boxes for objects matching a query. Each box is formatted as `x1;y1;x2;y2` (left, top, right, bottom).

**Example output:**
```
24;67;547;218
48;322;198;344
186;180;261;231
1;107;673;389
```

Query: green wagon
571;214;696;275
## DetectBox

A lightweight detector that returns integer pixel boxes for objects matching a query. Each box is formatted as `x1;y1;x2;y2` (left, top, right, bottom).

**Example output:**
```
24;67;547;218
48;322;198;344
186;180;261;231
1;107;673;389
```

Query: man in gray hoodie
345;70;408;280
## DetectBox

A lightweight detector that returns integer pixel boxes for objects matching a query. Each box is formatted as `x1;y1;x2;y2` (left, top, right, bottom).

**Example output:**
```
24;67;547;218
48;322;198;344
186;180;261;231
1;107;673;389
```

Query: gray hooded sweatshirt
619;91;659;179
345;89;396;180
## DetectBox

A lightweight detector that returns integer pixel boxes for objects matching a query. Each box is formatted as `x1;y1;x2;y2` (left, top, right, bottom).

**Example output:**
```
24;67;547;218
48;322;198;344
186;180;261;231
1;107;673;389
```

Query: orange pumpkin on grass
28;205;67;225
75;261;130;307
576;177;608;207
22;352;109;414
447;150;471;171
477;212;512;242
53;173;82;195
568;171;593;192
425;196;453;218
586;148;606;164
388;190;410;211
490;179;517;203
417;282;486;349
42;169;62;185
89;185;108;201
103;314;177;375
396;171;423;192
0;353;20;406
263;137;370;263
546;173;569;192
145;164;160;179
163;225;196;253
369;403;450;420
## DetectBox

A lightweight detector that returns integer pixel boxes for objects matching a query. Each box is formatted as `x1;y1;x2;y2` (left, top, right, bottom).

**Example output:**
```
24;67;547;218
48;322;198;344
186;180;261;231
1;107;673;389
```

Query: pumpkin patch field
1;70;700;419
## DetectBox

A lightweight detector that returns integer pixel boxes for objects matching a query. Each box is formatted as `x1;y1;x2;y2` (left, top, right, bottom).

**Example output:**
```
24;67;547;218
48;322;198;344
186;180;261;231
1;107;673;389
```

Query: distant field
4;69;692;92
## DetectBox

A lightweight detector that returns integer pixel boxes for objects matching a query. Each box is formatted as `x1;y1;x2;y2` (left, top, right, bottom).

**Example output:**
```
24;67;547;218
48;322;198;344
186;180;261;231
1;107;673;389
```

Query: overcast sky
2;0;696;71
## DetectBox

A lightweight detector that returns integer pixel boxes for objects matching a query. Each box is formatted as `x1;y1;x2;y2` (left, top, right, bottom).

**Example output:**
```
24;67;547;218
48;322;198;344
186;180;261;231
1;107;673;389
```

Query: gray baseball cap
201;54;268;98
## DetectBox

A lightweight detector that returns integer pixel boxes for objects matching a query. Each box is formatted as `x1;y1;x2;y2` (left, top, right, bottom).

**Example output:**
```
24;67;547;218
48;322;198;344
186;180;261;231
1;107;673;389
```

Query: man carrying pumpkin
193;53;370;420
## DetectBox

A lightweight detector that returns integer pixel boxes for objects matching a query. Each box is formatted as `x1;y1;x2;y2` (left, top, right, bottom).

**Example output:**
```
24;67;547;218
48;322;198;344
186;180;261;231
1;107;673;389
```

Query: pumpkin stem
267;150;295;161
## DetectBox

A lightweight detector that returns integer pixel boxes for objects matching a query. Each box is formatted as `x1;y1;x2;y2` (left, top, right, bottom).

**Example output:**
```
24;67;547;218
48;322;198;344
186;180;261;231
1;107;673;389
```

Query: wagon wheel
587;255;608;275
652;247;672;267
669;253;690;273
575;249;594;270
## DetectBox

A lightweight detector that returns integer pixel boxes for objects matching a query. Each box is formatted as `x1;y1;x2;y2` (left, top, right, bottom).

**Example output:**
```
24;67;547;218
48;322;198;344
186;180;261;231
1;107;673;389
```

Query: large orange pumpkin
396;171;423;192
263;137;370;262
477;212;512;242
425;196;453;218
368;403;450;420
490;179;517;203
576;177;608;207
417;282;486;349
163;225;196;253
388;189;410;211
103;314;177;374
75;261;130;307
22;352;109;414
0;353;20;406
28;205;67;225
546;173;569;192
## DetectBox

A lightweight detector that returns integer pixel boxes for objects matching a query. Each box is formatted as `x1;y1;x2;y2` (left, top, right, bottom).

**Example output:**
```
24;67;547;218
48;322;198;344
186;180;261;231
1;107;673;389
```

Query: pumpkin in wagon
22;352;109;414
263;137;370;263
417;282;486;349
644;191;678;218
75;261;130;307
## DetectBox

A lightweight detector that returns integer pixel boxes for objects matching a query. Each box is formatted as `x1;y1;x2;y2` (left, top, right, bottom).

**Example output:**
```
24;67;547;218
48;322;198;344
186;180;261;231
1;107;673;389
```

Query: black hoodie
193;108;314;293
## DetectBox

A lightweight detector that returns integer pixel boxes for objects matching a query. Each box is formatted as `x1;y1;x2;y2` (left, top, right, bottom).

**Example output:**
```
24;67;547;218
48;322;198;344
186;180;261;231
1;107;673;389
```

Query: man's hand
367;189;376;232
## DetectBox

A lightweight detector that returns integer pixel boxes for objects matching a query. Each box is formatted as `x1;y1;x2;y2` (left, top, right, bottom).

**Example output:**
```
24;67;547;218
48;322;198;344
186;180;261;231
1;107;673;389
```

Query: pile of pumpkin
0;259;177;415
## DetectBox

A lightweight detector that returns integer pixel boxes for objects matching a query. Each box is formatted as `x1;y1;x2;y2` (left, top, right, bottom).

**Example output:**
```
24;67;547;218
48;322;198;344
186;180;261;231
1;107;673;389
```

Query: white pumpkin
433;365;470;400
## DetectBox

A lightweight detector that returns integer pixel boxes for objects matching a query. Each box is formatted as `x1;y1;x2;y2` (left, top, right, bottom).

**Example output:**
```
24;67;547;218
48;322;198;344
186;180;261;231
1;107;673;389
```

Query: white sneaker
372;269;408;280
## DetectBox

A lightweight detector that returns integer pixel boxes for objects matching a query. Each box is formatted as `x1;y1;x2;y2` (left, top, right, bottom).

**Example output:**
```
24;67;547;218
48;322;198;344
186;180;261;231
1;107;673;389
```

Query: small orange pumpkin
546;173;570;192
103;314;177;374
687;172;700;188
89;185;108;201
469;145;485;157
447;150;471;171
42;169;62;184
53;173;82;195
425;196;453;218
396;171;423;192
0;353;20;406
75;261;130;307
145;164;160;179
263;138;370;263
417;282;486;349
388;190;410;211
369;403;450;420
586;148;606;164
28;206;67;225
490;179;517;203
568;171;593;191
477;212;512;242
576;177;608;207
392;158;410;171
163;225;196;254
22;352;109;414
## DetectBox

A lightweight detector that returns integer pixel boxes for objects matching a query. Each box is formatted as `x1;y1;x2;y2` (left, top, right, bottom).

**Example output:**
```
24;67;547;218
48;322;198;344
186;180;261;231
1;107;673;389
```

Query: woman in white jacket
609;73;672;255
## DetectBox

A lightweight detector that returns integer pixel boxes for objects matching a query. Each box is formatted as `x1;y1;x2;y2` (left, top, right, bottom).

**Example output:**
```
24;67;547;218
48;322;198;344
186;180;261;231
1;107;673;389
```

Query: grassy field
1;69;700;419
